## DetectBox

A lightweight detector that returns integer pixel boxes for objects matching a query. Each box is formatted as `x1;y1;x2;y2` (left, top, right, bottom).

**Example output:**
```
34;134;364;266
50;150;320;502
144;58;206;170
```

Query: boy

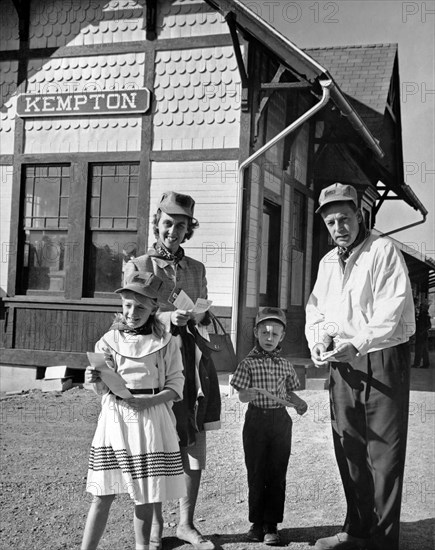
230;307;308;546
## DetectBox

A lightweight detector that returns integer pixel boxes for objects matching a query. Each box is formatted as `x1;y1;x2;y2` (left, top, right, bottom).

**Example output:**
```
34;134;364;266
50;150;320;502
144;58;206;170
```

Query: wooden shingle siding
153;46;241;151
157;0;228;38
0;60;18;156
24;53;145;154
28;0;147;49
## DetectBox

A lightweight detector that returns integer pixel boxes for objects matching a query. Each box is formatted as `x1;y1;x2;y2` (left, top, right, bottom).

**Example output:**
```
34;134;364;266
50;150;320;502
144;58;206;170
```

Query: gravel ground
0;371;434;550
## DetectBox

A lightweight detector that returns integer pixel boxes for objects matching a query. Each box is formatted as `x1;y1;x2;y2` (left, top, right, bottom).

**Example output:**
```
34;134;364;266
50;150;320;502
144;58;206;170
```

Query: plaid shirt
230;346;300;409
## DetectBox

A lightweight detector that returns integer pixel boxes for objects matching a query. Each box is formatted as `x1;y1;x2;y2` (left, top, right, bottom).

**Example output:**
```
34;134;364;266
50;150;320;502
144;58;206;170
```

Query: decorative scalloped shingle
29;0;146;48
24;53;144;153
157;0;228;38
153;46;240;150
0;61;18;155
0;1;19;50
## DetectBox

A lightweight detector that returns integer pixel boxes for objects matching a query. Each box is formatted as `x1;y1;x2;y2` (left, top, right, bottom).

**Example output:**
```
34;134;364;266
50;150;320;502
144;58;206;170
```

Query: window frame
15;159;143;300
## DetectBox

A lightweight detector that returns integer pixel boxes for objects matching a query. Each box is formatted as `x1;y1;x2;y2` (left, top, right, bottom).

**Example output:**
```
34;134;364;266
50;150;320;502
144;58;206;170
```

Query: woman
124;191;221;550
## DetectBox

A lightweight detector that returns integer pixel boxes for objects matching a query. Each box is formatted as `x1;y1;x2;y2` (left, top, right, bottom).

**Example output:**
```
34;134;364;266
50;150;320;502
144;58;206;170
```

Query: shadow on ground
159;518;435;549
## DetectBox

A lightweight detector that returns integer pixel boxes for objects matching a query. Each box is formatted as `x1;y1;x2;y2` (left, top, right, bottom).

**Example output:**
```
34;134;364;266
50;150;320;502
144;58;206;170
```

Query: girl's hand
85;366;101;384
170;309;192;326
124;396;155;411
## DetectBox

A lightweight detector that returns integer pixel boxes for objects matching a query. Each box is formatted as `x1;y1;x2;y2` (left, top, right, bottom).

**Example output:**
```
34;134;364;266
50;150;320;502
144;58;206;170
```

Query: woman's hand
170;309;192;326
85;366;101;384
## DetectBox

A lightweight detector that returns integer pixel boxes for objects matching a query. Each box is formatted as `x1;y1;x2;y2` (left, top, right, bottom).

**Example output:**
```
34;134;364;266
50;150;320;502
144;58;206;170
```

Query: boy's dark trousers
329;343;410;550
243;404;292;525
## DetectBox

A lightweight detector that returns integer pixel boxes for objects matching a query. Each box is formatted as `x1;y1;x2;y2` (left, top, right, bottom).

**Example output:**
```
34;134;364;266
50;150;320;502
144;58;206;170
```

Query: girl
81;271;185;550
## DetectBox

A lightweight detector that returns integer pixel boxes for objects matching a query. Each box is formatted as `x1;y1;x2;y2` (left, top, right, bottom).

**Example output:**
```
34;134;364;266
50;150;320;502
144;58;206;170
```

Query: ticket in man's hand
320;349;340;362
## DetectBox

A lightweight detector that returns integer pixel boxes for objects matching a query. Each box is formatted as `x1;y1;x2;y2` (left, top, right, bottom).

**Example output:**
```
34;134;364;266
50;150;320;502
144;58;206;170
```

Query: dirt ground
1;368;434;550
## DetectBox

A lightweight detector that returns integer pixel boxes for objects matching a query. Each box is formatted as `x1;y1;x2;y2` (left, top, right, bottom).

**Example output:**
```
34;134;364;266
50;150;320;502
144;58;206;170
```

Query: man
305;183;415;550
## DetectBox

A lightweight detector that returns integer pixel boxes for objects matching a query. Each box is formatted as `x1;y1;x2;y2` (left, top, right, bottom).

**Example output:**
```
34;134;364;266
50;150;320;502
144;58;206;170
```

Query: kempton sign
17;89;151;117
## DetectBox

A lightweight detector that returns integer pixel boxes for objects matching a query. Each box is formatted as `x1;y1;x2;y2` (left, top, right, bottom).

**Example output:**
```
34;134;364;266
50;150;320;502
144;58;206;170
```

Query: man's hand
333;342;359;363
311;343;329;367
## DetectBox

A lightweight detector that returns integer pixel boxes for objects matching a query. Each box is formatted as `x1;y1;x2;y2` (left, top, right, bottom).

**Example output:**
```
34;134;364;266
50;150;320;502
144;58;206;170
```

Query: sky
239;0;435;264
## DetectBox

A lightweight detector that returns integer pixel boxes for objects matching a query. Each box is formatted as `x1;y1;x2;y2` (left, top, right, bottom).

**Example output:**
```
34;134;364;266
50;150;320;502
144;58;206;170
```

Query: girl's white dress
86;329;186;504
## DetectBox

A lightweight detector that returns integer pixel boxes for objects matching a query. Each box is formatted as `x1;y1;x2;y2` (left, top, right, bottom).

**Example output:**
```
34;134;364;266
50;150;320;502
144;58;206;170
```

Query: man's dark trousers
243;404;292;525
329;343;410;549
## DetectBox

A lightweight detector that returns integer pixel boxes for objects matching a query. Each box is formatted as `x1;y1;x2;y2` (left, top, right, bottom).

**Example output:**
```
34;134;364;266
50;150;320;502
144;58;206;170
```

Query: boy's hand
238;388;259;402
294;399;308;416
85;366;101;384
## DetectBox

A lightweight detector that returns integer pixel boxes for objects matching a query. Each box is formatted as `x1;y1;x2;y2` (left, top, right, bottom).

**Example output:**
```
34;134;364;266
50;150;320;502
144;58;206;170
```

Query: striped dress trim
89;447;184;480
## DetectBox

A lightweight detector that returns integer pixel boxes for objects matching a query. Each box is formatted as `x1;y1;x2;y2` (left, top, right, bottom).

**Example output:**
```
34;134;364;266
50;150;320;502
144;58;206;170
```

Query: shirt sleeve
285;364;300;393
350;241;415;355
230;360;251;391
305;252;335;352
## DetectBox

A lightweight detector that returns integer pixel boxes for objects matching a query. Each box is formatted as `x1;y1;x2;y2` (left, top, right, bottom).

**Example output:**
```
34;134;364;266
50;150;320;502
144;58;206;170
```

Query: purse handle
209;312;227;335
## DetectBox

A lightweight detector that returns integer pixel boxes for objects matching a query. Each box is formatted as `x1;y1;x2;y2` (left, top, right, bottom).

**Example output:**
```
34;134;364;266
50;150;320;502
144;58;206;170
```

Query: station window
19;162;139;297
85;163;139;295
20;165;70;292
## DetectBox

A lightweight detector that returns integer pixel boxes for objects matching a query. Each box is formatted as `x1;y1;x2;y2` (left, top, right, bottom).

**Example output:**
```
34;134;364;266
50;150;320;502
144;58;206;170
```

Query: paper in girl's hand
87;352;133;399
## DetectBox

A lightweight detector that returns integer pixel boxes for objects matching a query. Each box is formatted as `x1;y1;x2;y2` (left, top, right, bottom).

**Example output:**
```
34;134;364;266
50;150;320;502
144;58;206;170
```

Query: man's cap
255;307;287;328
115;271;163;300
159;191;195;218
315;183;358;214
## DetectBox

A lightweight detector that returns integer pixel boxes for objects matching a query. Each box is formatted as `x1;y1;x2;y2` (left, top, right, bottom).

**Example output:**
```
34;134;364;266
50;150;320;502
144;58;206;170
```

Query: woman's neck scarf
154;240;185;264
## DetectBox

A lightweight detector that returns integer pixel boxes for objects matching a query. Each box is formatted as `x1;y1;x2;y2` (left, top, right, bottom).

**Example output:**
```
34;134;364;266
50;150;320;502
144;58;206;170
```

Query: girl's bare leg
81;494;116;550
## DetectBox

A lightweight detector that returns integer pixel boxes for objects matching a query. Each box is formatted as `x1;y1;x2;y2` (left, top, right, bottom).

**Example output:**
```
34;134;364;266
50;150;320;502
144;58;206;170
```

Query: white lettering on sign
17;89;150;117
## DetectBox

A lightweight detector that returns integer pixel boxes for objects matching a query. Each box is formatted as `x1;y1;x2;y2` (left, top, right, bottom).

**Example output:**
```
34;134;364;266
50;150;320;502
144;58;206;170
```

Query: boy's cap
115;271;163;300
315;182;358;213
159;191;195;218
255;307;287;328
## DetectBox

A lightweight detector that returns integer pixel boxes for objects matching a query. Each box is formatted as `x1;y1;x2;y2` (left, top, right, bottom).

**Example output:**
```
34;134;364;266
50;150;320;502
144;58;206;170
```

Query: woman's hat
159;191;195;218
115;271;163;300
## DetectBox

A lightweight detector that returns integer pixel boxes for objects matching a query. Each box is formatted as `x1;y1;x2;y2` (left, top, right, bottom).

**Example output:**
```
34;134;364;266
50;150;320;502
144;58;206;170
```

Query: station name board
17;89;151;117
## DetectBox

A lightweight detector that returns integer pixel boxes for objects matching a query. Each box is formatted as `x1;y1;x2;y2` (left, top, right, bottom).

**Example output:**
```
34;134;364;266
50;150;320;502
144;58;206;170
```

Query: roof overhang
206;0;430;219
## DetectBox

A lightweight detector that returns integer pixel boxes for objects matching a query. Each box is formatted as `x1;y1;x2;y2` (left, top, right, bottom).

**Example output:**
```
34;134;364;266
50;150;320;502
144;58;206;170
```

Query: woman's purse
192;313;237;372
206;313;237;372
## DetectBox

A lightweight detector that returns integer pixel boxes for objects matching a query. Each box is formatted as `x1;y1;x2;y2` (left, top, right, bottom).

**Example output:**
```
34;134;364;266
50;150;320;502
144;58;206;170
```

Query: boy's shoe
247;523;264;542
263;525;280;546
